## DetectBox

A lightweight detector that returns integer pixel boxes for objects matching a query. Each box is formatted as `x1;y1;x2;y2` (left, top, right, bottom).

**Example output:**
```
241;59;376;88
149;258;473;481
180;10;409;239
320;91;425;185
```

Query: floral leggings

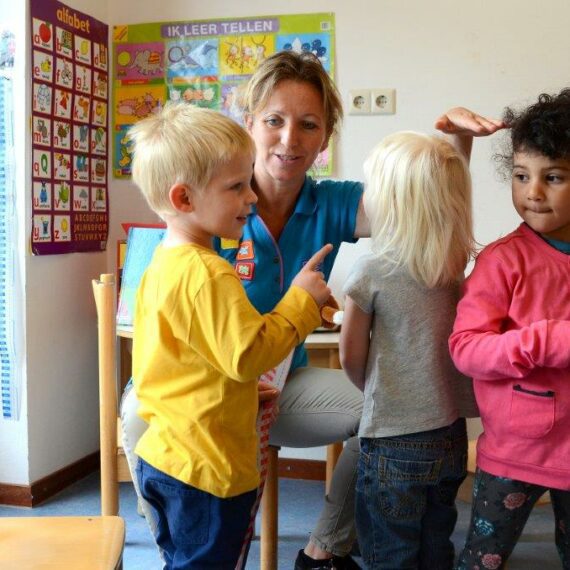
456;468;570;570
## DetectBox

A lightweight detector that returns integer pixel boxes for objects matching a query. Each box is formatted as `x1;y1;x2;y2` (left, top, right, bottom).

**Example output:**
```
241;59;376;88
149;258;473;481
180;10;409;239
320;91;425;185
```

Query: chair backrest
92;273;119;516
0;516;125;569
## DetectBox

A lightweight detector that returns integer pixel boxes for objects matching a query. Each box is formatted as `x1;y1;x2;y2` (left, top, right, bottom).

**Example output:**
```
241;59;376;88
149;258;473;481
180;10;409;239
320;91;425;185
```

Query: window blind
0;31;17;420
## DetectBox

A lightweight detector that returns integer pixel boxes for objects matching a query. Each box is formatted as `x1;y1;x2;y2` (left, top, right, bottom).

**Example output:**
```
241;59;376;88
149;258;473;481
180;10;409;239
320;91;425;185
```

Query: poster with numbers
30;0;108;254
112;12;335;178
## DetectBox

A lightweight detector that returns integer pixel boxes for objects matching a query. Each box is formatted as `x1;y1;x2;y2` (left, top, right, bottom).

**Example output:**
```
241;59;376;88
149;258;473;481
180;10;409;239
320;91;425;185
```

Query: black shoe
294;549;334;569
294;549;361;570
332;554;361;570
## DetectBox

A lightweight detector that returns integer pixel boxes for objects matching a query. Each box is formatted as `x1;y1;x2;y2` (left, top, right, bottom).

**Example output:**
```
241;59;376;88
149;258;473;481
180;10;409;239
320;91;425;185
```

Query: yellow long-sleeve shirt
133;243;320;498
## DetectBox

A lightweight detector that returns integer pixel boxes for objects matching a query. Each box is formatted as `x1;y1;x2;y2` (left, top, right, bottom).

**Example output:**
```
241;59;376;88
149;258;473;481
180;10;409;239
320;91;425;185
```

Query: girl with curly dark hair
450;89;570;569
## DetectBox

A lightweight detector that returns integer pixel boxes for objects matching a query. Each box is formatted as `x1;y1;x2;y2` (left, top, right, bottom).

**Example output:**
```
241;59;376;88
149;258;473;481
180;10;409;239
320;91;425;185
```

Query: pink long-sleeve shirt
450;223;570;490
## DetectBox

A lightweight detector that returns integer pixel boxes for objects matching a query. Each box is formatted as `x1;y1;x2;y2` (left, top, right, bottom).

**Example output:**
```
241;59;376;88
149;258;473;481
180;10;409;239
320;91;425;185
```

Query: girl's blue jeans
356;418;468;570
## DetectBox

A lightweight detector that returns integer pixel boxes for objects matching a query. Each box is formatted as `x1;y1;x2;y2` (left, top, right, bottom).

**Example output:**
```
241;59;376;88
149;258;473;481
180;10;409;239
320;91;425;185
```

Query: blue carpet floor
0;472;561;569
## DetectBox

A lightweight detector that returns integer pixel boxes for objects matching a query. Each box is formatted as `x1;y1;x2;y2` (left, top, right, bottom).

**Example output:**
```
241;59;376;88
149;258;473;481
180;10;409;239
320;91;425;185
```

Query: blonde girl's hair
240;50;343;138
128;102;255;217
363;131;474;287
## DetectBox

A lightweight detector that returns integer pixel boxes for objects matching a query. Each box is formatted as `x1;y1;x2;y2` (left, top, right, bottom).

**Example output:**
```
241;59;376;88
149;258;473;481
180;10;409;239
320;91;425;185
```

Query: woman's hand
258;380;280;403
434;107;506;137
434;107;506;161
258;380;280;425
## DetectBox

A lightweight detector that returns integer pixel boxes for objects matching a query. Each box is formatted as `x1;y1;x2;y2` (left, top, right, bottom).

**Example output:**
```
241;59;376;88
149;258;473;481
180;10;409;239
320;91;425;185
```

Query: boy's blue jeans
356;418;468;570
136;458;257;570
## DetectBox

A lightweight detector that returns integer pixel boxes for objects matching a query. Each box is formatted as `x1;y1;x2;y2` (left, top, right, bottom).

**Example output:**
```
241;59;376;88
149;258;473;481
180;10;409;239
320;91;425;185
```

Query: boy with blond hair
128;102;332;569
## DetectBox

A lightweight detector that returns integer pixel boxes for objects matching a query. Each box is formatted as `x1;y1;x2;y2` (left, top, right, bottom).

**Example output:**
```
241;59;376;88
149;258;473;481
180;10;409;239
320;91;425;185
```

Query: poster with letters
112;13;335;178
30;0;109;254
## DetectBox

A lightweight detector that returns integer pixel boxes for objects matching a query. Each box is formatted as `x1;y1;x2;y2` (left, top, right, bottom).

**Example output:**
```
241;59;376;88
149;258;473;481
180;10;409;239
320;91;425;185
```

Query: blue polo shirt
214;176;363;371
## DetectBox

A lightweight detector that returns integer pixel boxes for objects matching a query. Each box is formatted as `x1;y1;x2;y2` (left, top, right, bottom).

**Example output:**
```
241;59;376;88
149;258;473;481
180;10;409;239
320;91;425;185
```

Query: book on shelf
117;226;166;326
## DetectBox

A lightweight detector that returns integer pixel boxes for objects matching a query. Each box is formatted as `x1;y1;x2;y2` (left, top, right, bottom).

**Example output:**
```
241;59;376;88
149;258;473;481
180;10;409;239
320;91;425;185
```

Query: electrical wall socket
371;88;396;114
348;89;370;114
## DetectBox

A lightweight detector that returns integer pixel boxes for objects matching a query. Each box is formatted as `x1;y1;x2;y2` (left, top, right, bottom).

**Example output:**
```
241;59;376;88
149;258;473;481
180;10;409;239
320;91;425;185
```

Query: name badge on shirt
235;261;255;281
236;240;254;260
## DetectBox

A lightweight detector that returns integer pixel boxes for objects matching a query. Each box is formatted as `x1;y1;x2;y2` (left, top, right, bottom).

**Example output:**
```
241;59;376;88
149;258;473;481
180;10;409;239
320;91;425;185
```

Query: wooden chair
93;273;343;570
0;515;124;569
92;274;124;518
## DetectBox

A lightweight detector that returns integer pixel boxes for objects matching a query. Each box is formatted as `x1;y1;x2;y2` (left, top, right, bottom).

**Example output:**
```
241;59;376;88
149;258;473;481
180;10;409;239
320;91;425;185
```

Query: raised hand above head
434;107;506;137
434;106;507;160
258;380;280;424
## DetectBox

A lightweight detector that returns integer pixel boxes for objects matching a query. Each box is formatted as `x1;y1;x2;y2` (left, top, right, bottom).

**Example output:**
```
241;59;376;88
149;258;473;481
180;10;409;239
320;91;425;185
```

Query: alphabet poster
112;13;335;178
30;0;109;254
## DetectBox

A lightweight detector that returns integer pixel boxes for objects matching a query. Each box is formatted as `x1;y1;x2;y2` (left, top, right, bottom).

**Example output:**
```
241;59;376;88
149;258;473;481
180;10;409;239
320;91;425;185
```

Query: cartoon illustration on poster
73;185;89;210
55;57;73;88
114;84;164;124
32;116;52;147
166;39;218;79
168;78;218;108
33;181;52;210
53;120;71;149
54;181;71;210
219;34;274;77
116;42;164;81
92;99;107;126
32;50;54;82
112;13;335;178
30;0;109;255
32;82;52;114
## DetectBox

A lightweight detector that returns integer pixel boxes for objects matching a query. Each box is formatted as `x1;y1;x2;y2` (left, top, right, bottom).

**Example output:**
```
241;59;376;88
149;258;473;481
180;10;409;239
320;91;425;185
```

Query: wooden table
116;326;341;390
305;331;341;368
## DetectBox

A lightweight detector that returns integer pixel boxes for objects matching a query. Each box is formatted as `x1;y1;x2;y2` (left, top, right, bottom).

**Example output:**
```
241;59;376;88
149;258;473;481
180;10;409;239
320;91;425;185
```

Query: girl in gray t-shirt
339;131;479;569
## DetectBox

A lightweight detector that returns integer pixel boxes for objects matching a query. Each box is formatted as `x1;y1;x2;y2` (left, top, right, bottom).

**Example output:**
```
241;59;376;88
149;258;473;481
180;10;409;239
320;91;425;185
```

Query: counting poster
30;0;109;255
112;12;335;178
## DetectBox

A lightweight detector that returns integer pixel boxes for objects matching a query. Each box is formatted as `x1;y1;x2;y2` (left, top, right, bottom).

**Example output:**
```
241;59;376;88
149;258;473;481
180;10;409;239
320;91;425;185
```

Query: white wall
2;0;567;483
